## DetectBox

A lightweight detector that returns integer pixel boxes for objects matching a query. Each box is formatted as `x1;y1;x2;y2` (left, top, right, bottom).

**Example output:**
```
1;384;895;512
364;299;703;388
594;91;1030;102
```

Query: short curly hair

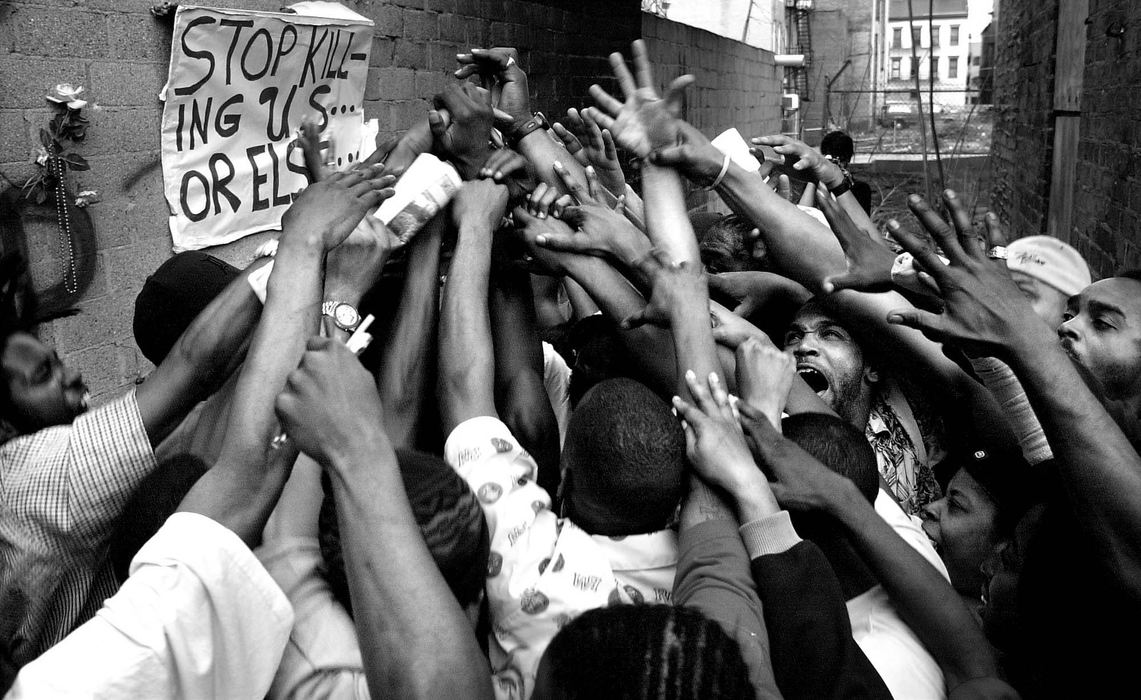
561;378;686;536
539;605;752;700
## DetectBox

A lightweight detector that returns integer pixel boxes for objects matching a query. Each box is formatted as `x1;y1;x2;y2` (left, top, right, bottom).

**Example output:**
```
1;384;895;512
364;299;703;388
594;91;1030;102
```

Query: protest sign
160;5;373;251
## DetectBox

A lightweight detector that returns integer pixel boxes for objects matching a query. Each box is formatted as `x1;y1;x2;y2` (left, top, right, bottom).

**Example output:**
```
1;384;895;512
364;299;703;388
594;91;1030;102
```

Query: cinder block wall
0;2;777;400
1070;0;1141;274
641;14;781;210
989;0;1141;277
988;0;1059;245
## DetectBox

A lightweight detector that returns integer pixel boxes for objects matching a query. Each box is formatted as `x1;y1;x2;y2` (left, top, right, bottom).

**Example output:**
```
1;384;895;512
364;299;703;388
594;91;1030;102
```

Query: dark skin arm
276;337;492;700
176;167;392;545
437;179;510;435
375;215;444;448
490;263;561;494
739;403;1008;694
887;197;1141;599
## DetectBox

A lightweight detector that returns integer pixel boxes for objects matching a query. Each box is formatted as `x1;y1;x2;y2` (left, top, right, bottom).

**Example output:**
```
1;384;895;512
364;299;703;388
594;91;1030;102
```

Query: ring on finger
986;245;1009;261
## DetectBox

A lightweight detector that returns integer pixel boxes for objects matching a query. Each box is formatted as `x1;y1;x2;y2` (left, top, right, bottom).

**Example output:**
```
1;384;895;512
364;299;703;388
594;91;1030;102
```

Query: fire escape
787;0;814;101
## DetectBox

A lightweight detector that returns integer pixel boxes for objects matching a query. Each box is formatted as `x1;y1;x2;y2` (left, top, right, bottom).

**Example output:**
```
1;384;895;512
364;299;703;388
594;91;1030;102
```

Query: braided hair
539;605;752;700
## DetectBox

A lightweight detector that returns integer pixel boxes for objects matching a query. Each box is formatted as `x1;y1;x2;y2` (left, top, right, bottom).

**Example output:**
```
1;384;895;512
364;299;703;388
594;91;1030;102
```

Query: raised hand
646;118;729;186
431;83;494;179
559;108;627;196
510;207;576;277
384;117;437;177
751;134;845;188
816;185;897;294
884;190;1046;357
282;165;395;250
451;178;510;232
478;147;529;183
533;161;647;262
550;120;590;168
708;300;769;349
735;336;795;427
737;400;848;513
275;336;388;467
455;47;530;122
708;270;812;318
587;40;694;158
672;369;766;496
620;248;707;329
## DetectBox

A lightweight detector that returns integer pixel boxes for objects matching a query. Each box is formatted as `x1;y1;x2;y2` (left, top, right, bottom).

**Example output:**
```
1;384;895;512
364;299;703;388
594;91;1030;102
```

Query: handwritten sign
160;5;372;251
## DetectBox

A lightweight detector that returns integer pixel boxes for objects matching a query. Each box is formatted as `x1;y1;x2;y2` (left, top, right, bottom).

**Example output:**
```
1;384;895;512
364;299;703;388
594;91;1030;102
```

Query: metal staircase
787;0;814;99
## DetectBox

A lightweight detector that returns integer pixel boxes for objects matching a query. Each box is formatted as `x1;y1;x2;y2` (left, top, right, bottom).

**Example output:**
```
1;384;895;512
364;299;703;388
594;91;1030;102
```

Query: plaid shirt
0;390;156;672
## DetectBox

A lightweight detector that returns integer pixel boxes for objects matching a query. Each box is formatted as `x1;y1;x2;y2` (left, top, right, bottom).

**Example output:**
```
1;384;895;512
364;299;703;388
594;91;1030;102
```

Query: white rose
46;83;87;110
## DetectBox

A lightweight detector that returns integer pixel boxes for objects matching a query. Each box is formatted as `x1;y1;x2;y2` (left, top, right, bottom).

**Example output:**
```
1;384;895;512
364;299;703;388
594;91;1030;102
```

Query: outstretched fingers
907;194;969;266
588;85;623;121
631;39;655;92
943;189;983;259
664;75;696;116
885;305;949;340
608;51;639;101
814;185;861;252
983;211;1009;251
887;217;952;286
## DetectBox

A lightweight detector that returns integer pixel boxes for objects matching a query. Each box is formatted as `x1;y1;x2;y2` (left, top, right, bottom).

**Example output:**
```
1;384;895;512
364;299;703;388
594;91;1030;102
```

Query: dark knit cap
133;251;240;365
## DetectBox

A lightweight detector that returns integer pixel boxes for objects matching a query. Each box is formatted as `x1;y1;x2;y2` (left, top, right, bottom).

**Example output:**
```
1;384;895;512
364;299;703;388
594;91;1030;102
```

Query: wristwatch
321;301;361;332
506;111;549;148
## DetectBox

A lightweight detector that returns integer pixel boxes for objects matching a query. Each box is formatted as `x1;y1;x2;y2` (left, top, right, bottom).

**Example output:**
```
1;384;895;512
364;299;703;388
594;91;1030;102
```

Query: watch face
334;304;359;328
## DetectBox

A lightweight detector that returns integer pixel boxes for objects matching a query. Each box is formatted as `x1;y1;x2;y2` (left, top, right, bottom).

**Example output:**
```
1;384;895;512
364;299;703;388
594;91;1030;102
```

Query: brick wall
641;14;781;210
1070;0;1141;274
989;0;1141;277
987;0;1058;244
0;3;778;399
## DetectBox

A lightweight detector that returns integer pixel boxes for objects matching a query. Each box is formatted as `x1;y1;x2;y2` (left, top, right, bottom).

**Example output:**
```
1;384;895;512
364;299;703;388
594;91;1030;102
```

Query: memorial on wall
160;3;375;251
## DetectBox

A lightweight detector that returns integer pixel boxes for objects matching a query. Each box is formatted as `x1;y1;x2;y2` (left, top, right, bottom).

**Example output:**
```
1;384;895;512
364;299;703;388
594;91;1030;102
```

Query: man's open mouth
797;366;829;393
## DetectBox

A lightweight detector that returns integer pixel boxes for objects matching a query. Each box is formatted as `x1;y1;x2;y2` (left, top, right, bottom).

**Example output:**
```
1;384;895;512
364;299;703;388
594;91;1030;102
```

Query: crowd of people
1;41;1139;699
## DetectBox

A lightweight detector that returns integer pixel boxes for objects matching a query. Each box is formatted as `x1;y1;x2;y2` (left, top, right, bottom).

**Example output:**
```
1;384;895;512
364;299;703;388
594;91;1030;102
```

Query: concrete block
394;39;427;68
11;5;111;58
88;61;167;108
376;67;417;100
373;5;404;36
107;11;170;62
0;56;93;110
403;9;438;41
79;107;163;156
0;110;34;165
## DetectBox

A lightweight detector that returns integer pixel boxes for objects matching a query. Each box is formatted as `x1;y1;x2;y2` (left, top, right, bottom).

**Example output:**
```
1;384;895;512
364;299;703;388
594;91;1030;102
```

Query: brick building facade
0;1;780;400
990;0;1141;277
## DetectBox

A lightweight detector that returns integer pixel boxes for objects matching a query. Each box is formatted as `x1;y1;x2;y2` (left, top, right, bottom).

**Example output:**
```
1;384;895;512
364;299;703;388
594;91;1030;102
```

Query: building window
909;59;918;78
931;56;939;79
893;27;902;48
950;25;960;45
949;56;959;79
931;25;940;47
911;26;922;47
891;57;901;79
972;55;980;66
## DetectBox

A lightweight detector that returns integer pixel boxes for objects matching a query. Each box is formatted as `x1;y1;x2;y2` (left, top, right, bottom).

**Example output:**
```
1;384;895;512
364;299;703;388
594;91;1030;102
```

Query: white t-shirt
7;512;293;700
844;490;949;700
445;415;676;700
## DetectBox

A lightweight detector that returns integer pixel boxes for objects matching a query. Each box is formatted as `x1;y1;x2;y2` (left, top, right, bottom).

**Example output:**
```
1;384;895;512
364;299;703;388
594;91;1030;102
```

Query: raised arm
176;167;393;545
437;179;510;434
588;40;699;264
490;263;561;493
739;401;1011;696
375;215;444;448
276;337;492;700
887;200;1141;598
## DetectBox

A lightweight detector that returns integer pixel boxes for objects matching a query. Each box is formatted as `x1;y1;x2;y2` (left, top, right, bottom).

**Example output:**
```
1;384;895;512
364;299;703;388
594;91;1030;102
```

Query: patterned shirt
444;416;677;700
0;390;157;674
865;387;942;515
